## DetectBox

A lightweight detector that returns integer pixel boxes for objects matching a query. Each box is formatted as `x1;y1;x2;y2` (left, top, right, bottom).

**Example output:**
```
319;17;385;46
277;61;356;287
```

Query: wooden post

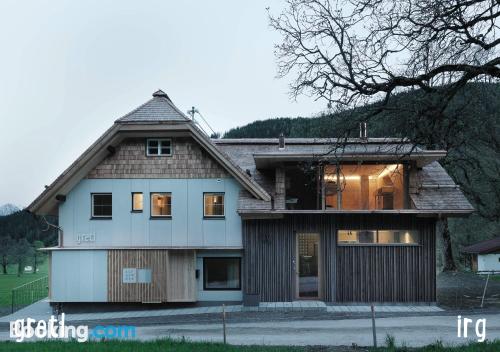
371;304;377;348
481;273;490;308
222;304;227;344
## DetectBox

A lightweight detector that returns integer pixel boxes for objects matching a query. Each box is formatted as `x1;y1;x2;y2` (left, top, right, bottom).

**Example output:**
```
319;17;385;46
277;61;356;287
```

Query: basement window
203;257;241;290
146;138;172;156
337;230;420;245
204;193;225;218
150;193;172;218
91;193;112;218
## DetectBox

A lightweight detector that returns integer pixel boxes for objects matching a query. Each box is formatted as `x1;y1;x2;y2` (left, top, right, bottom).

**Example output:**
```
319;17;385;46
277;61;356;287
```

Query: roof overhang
238;208;473;220
28;122;271;215
253;151;447;169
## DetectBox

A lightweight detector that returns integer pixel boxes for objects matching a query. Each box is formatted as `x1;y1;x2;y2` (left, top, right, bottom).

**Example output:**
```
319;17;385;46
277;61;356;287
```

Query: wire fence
11;276;49;313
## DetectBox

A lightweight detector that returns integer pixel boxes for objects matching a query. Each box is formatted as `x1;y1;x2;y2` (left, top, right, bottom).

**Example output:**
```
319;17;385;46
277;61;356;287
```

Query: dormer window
146;139;172;156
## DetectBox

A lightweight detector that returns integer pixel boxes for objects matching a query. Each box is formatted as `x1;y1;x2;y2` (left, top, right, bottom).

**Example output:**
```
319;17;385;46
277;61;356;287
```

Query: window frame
90;193;112;219
131;192;144;213
150;192;172;219
203;192;225;219
203;257;242;291
146;138;172;156
336;229;421;246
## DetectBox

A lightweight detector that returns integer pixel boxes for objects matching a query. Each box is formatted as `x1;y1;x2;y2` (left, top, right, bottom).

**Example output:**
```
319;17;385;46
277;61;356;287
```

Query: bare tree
270;0;500;271
270;0;499;110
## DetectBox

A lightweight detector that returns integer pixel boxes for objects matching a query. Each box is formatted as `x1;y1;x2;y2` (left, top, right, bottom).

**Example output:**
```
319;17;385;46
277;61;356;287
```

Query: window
203;257;241;290
151;193;172;217
146;138;172;156
204;193;225;217
131;192;143;212
91;193;112;218
324;164;405;210
337;230;419;245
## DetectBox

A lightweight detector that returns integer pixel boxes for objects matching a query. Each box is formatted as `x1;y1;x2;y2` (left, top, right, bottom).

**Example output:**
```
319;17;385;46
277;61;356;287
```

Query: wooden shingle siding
243;214;436;303
107;249;196;302
88;137;228;179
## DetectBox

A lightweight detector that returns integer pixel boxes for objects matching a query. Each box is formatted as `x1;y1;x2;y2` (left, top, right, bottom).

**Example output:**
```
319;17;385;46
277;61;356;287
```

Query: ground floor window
337;229;420;245
203;257;241;290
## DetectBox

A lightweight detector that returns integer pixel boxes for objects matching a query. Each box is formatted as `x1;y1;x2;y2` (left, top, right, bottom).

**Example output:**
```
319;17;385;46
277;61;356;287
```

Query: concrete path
0;299;442;323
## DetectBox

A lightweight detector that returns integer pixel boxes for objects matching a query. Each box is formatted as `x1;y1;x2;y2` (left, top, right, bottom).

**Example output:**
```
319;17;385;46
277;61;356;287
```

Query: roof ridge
115;90;190;123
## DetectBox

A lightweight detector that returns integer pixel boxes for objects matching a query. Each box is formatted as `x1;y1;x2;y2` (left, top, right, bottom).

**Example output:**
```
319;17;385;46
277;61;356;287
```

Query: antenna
187;106;217;137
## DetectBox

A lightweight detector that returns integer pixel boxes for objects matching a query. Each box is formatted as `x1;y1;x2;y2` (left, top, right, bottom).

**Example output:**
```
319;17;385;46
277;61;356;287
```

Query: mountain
0;203;20;216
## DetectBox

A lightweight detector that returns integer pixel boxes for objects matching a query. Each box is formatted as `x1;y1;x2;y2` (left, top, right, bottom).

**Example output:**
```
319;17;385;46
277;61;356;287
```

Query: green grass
490;275;500;282
0;261;48;308
0;339;498;352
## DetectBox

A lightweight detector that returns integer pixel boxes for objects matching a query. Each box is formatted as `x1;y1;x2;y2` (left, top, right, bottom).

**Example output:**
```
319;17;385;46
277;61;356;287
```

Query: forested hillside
224;83;500;268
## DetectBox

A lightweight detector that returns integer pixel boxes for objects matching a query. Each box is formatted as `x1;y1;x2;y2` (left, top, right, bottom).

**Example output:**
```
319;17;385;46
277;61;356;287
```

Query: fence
11;276;49;313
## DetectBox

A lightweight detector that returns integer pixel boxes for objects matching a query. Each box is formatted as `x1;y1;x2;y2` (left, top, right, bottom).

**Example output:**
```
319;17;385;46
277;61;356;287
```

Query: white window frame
91;193;112;218
203;192;225;218
146;138;172;156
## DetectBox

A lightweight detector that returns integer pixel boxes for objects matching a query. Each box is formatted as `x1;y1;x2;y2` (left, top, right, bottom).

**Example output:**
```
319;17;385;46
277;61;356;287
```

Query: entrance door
296;233;320;299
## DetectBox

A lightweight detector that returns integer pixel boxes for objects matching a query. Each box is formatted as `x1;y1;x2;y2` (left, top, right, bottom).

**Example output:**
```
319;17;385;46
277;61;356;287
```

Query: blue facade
59;177;243;248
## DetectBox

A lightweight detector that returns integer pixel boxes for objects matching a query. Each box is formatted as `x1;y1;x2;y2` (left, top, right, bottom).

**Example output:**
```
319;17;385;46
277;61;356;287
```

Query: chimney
359;122;367;139
278;133;285;150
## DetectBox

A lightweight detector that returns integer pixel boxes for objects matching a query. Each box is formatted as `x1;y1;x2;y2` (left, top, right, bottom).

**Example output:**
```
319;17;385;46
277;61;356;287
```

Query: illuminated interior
324;164;405;210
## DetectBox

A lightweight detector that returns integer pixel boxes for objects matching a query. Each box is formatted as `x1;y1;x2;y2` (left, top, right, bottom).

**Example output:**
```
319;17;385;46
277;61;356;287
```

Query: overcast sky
0;1;325;207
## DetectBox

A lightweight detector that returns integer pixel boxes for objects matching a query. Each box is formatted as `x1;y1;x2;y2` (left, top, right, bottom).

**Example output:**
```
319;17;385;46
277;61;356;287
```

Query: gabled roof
28;91;271;215
116;89;189;123
462;237;500;254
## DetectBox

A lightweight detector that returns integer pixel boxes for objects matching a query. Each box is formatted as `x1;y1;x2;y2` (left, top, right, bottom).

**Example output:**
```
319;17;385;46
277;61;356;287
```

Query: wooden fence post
222;304;227;344
371;304;377;348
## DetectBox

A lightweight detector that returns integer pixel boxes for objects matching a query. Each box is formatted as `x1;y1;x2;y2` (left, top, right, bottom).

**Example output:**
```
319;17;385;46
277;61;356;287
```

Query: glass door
296;233;320;299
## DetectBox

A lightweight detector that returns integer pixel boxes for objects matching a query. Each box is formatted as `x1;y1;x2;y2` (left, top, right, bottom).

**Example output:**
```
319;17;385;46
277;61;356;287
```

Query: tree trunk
1;255;7;274
33;254;37;274
17;259;24;277
441;218;457;271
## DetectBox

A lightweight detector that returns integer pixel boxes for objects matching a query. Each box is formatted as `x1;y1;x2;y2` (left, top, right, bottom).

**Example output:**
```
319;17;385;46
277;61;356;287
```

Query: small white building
462;237;500;273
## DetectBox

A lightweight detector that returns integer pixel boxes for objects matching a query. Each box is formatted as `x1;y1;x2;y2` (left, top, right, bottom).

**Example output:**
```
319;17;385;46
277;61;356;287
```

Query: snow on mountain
0;203;21;216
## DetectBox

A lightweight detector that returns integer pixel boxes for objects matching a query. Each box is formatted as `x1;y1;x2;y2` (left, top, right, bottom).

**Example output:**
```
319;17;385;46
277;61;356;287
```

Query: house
28;90;474;305
462;237;500;273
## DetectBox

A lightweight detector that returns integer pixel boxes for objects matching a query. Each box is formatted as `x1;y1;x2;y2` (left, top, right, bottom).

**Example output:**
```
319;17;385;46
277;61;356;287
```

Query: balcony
284;163;407;211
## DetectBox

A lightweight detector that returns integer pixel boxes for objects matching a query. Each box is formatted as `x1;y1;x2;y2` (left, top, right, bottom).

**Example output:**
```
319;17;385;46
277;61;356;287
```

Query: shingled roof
116;89;189;123
462;237;500;254
213;138;473;215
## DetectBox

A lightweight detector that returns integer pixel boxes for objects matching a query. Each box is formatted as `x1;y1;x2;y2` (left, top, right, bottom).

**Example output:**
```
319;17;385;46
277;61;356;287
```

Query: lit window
204;193;225;217
203;258;241;290
324;164;405;210
132;192;143;212
146;139;172;156
151;193;172;217
91;193;112;218
337;230;419;245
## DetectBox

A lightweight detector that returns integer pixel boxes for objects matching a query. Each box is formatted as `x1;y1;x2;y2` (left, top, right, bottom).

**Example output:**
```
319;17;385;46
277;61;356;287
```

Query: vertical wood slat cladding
108;249;196;302
243;214;436;303
167;250;197;302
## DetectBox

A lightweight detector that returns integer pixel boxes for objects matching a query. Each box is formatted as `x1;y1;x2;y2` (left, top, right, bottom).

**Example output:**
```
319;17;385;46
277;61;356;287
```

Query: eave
253;151;447;169
28;122;271;215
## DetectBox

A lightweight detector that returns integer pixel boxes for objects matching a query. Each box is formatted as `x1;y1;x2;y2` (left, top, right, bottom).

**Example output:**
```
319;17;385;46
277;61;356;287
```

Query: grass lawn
490;275;500;282
0;261;48;310
0;339;498;352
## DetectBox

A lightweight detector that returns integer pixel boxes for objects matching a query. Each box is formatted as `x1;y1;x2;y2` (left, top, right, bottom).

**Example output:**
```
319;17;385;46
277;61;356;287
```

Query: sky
0;0;326;207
